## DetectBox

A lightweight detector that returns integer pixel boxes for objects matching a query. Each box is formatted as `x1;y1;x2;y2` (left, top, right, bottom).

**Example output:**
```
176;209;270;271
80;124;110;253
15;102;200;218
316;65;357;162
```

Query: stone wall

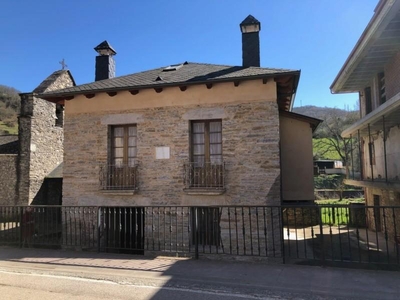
365;187;400;242
362;125;400;182
282;205;319;226
0;154;18;205
63;100;281;207
17;70;74;204
28;96;63;203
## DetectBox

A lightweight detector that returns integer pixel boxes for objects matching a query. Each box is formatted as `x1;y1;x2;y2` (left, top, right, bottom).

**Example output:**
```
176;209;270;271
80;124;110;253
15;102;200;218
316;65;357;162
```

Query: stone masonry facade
63;100;281;207
63;99;282;255
0;155;18;204
364;187;400;243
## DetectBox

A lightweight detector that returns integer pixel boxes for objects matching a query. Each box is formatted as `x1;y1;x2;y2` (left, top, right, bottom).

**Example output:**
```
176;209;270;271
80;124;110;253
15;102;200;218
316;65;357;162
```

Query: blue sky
0;0;377;109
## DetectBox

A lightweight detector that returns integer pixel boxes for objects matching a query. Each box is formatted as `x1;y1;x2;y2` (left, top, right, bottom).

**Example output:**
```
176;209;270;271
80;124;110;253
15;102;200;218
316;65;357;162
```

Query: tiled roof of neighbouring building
40;62;298;97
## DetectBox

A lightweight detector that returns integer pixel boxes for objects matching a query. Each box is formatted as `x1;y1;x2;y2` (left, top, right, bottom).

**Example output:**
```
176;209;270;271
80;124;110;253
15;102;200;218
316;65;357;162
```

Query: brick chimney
240;15;261;67
94;41;117;81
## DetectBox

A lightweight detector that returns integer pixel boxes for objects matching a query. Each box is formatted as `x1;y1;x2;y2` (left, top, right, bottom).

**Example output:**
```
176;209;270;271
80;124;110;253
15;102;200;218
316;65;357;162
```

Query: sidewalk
0;246;399;299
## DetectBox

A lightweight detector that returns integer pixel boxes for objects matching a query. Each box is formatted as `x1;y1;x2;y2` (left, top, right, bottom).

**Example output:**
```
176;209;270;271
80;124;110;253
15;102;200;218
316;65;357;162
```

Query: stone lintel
182;107;226;120
101;113;144;125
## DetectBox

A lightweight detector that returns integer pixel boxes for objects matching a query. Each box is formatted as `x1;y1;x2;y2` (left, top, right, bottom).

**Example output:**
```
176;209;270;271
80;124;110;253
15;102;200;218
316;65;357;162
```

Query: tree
313;109;360;174
0;84;20;135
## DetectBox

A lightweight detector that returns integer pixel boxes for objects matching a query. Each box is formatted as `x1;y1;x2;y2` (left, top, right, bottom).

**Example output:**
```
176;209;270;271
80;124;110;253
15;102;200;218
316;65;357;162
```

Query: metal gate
101;207;145;254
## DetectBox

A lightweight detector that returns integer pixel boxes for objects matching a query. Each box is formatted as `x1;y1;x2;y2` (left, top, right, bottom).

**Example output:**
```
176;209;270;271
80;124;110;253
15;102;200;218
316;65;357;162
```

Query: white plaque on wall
155;147;170;159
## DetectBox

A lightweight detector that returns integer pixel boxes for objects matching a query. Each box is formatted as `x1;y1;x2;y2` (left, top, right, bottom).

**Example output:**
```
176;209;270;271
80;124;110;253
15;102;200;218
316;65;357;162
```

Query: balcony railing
99;163;139;190
184;162;225;189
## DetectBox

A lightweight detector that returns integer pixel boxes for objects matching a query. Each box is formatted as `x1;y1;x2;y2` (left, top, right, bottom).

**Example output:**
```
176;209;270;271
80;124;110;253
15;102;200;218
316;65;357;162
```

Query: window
100;124;138;190
368;142;375;166
378;72;386;104
191;120;222;166
55;104;64;127
111;125;137;166
187;120;224;188
365;87;372;114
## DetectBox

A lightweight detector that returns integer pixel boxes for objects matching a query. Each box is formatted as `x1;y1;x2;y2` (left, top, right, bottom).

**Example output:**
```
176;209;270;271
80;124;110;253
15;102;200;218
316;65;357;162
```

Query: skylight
163;64;183;72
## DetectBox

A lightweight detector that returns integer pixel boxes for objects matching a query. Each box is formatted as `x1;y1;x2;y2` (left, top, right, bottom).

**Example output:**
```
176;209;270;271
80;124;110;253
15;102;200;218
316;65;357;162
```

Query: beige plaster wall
65;79;276;114
279;115;315;201
363;125;400;181
385;51;400;101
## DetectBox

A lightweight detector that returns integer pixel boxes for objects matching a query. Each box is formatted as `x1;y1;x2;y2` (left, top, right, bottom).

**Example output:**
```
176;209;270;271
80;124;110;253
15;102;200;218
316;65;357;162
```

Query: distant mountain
293;105;355;120
0;85;20;135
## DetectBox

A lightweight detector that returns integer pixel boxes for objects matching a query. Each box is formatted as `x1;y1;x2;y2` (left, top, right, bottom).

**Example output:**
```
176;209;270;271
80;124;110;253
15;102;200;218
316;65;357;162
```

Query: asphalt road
0;247;399;300
0;268;286;300
0;262;394;300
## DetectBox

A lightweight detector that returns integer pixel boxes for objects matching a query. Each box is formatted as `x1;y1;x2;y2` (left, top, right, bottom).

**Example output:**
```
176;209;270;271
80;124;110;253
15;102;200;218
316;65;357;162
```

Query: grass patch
313;138;342;160
316;198;365;225
0;121;18;135
316;198;364;205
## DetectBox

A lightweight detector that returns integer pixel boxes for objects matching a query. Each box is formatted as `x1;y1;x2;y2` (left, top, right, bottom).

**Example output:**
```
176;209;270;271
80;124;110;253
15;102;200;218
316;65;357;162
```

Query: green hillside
0;85;20;135
293;106;359;161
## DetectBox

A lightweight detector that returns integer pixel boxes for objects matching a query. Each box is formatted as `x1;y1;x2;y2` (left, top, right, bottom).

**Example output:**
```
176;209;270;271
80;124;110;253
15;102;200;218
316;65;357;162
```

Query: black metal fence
1;204;399;269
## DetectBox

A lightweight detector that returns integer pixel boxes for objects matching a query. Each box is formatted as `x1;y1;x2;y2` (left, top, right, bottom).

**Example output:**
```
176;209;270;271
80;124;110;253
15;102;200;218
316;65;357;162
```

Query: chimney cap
94;40;117;56
240;15;261;33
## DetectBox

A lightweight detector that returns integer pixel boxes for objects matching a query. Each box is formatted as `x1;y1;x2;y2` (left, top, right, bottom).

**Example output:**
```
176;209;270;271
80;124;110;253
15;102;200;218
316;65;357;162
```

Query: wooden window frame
378;72;386;105
110;124;137;166
190;119;222;165
368;142;375;166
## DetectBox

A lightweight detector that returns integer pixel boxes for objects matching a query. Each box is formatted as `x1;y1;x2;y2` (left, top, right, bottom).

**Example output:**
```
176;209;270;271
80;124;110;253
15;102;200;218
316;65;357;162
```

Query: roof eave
39;70;301;100
330;0;396;93
279;110;322;132
289;70;301;111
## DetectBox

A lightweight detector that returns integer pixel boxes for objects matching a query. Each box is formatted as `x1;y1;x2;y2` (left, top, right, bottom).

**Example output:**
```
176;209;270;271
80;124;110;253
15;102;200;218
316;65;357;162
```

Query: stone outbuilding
0;70;75;205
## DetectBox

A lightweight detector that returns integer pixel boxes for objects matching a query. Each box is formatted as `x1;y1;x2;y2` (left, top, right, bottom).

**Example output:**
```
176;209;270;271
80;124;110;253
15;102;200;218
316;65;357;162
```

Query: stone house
38;16;319;254
0;70;75;206
331;0;400;234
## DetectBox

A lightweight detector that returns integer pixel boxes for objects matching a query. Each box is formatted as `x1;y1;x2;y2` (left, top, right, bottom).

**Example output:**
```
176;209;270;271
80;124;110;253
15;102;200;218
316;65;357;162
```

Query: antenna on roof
59;59;68;70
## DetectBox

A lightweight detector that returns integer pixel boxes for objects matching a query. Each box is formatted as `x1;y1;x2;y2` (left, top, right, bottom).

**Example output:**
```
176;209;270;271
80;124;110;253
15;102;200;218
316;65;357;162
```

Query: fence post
97;207;101;252
318;206;325;266
195;207;199;259
19;207;23;248
281;206;286;264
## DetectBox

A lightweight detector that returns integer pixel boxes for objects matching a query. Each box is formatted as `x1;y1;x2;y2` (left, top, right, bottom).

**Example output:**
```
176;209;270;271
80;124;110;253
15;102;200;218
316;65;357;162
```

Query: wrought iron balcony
183;162;225;191
99;163;139;191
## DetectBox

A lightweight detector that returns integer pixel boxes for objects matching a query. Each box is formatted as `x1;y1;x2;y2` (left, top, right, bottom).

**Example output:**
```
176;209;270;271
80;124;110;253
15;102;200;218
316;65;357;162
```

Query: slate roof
240;15;261;26
0;135;19;154
40;62;299;98
33;70;76;94
46;162;63;178
94;40;117;55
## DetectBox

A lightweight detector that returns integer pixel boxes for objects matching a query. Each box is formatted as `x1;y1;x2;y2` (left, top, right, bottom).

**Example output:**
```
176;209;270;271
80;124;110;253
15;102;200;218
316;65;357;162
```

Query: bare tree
314;109;359;174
